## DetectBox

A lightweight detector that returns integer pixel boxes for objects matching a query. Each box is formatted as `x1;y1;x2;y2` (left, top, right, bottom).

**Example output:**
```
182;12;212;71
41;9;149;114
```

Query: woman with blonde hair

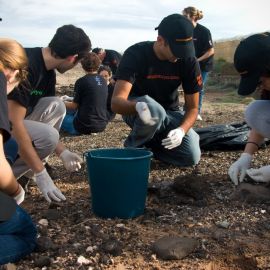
0;38;37;265
183;7;214;120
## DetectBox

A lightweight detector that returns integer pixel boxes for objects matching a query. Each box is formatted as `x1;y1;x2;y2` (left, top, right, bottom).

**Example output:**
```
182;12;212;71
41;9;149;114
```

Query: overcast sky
1;0;269;53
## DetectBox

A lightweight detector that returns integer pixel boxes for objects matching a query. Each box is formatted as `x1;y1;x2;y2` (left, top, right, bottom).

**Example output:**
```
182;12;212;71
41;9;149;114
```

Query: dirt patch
16;69;270;269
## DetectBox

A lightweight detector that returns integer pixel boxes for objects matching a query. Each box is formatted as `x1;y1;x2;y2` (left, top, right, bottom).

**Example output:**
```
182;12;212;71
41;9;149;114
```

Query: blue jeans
0;206;37;264
61;110;79;135
4;138;18;165
123;95;201;167
198;71;208;114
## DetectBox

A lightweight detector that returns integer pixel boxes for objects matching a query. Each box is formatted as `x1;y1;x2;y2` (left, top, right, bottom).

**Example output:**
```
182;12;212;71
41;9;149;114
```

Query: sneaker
196;114;203;121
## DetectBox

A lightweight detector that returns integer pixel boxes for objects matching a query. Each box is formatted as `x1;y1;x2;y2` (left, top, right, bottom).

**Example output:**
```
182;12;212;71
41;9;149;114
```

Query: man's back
73;74;108;133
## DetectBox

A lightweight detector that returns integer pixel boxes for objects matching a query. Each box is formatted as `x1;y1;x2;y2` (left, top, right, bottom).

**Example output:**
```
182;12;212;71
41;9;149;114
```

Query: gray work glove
135;102;158;126
161;127;185;150
35;168;66;203
59;149;82;172
228;153;252;185
246;165;270;182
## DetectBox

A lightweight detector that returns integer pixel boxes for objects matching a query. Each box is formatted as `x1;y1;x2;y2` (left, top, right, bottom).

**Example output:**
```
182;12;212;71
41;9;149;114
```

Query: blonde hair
183;7;203;21
0;38;28;83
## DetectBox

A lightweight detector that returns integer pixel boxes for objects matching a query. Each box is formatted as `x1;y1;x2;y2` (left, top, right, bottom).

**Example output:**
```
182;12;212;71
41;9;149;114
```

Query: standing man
183;6;214;120
8;25;91;203
111;14;202;167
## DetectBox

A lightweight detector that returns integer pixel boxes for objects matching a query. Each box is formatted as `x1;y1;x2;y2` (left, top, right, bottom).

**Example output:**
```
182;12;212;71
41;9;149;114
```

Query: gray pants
245;100;270;138
12;97;66;178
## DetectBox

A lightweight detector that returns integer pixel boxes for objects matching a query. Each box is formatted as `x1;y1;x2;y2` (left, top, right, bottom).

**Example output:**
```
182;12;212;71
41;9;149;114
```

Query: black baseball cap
234;32;270;95
155;14;195;58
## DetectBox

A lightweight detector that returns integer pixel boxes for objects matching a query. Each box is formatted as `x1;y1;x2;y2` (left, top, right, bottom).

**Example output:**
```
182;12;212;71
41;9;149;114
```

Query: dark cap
155;14;195;58
234;32;270;95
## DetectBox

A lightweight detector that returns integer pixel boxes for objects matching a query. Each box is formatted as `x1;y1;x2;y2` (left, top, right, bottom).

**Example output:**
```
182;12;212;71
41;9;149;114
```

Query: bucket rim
83;147;153;160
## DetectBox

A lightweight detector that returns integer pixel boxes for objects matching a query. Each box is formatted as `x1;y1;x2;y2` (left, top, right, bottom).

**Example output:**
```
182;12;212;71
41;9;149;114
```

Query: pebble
77;255;91;265
101;239;123;256
73;243;81;248
38;219;49;226
34;256;51;267
216;220;230;229
86;245;96;253
116;223;125;228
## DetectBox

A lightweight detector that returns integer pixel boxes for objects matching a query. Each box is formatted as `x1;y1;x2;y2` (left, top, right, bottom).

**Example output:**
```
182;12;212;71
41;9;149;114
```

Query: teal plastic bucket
84;148;153;219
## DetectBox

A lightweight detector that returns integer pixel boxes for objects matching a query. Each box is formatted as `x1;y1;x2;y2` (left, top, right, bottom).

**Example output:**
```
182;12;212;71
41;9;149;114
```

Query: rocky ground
11;67;270;270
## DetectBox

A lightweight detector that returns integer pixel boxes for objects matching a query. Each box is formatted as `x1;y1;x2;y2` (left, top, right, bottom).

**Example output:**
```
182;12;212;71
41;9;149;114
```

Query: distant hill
213;31;270;63
214;38;241;63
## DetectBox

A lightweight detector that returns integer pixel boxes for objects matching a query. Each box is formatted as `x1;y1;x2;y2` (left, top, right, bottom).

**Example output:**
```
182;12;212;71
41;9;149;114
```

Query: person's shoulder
25;47;44;71
25;47;42;59
125;41;153;54
75;74;88;84
196;23;211;34
180;56;199;66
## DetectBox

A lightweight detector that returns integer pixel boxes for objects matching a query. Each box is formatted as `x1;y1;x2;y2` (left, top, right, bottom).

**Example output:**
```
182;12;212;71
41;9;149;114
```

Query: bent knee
45;126;59;150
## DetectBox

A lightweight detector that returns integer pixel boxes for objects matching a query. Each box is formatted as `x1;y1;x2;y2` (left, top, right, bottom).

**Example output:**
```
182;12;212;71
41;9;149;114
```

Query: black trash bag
194;122;253;151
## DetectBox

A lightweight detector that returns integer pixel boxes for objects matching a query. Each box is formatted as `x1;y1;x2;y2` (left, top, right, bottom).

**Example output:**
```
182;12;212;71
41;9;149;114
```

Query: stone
230;183;270;204
152;236;199;260
34;256;51;267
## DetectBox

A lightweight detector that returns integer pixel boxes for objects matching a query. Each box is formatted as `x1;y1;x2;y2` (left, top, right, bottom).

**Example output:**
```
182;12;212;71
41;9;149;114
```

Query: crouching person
0;38;37;265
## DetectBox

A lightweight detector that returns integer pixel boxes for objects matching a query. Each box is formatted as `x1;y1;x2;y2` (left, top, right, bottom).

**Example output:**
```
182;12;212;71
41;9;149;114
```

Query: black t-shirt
73;74;108;133
107;83;114;113
103;49;122;75
0;72;16;222
193;23;214;72
107;83;116;120
115;41;202;110
8;47;56;116
0;72;11;142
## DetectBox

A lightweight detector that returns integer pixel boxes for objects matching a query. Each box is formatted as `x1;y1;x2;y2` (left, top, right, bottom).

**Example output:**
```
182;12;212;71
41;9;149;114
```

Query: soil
15;67;270;270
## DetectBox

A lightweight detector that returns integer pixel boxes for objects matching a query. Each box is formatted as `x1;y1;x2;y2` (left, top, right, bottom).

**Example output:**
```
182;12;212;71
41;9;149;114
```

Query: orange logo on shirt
197;74;203;86
146;75;180;80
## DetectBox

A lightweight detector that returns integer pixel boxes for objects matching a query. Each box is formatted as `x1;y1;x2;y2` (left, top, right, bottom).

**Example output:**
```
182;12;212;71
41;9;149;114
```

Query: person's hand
59;149;83;172
60;95;73;102
228;153;252;185
13;184;25;205
161;128;185;150
35;169;66;203
246;165;270;182
135;102;158;126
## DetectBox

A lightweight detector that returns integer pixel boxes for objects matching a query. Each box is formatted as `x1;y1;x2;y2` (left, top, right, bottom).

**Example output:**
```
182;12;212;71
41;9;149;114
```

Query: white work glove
35;168;66;203
13;184;25;205
60;95;73;102
161;128;185;150
59;149;83;172
228;153;252;185
135;102;157;126
246;165;270;183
